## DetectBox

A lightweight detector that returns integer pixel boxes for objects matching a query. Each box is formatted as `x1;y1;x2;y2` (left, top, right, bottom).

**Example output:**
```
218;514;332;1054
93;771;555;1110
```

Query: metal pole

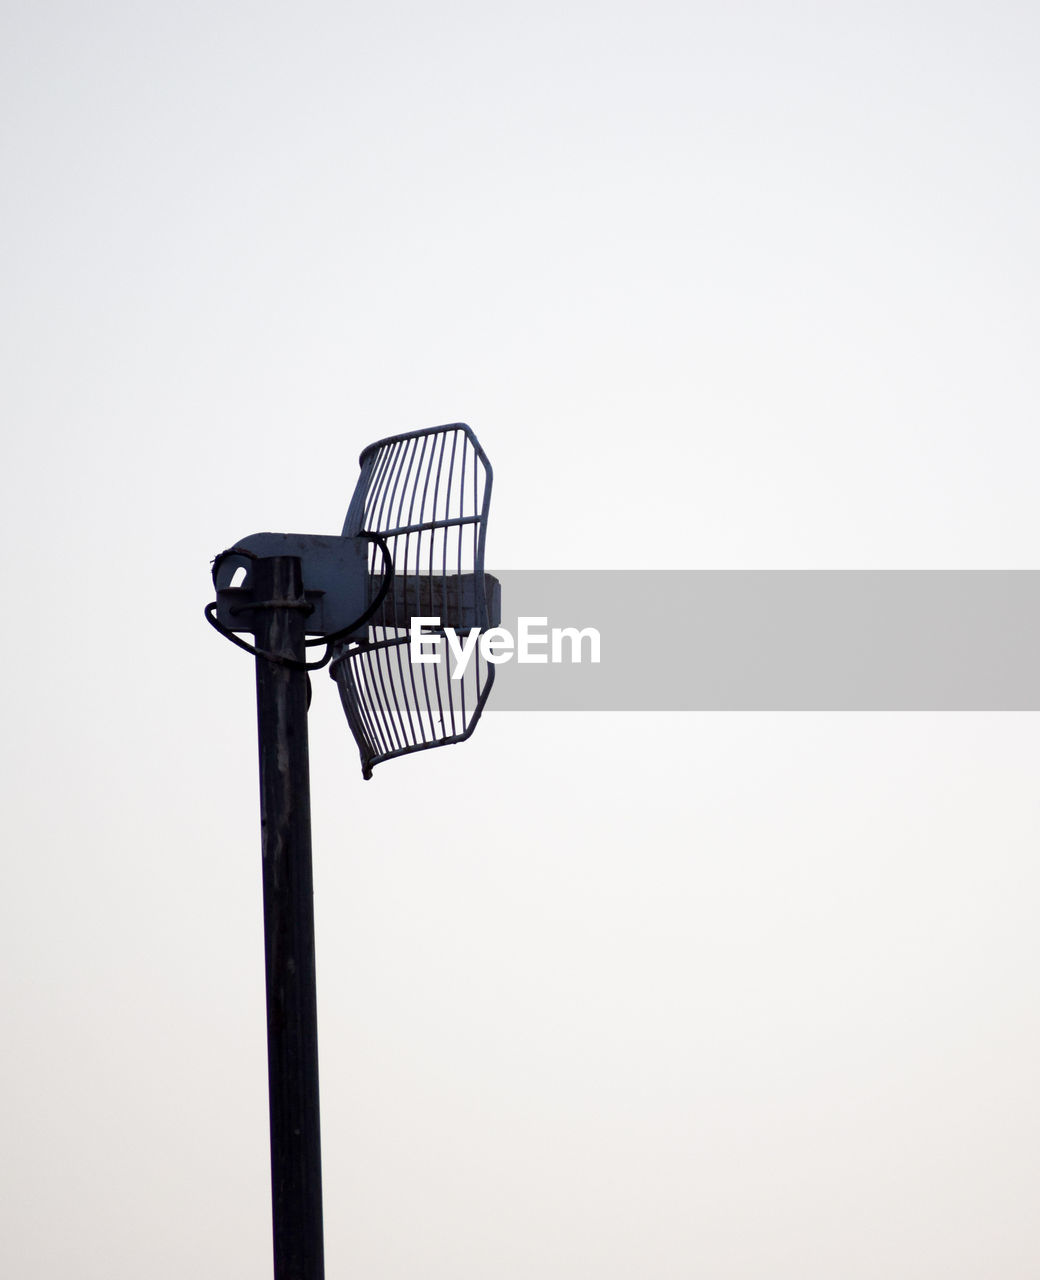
251;555;325;1280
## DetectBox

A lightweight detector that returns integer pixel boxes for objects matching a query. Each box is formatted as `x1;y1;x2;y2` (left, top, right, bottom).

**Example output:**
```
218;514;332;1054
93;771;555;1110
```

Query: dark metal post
251;556;325;1280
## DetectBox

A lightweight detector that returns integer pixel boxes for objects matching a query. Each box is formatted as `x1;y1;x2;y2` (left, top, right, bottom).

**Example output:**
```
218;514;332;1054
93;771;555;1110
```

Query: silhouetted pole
251;555;325;1280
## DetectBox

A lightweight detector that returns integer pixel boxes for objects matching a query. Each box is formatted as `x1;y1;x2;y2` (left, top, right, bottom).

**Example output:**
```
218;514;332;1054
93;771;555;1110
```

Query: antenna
332;424;496;777
206;424;497;1280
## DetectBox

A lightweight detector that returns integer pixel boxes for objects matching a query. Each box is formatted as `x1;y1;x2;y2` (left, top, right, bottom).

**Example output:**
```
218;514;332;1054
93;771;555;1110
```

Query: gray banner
475;571;1040;710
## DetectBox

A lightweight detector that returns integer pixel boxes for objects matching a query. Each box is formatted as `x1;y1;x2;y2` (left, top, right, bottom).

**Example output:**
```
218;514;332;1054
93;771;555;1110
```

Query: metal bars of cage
331;424;494;778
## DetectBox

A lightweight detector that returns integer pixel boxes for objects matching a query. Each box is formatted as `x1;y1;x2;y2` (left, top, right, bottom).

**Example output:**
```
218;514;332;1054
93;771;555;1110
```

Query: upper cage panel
343;423;491;555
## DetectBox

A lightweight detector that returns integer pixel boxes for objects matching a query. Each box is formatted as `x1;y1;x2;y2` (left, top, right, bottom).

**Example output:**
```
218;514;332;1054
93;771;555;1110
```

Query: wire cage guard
330;423;497;778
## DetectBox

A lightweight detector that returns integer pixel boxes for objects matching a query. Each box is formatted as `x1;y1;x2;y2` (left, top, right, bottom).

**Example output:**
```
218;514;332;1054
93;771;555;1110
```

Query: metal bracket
214;533;370;636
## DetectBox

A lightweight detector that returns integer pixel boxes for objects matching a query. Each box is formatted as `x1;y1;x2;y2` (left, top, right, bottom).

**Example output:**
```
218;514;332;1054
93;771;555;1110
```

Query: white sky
3;3;1039;1277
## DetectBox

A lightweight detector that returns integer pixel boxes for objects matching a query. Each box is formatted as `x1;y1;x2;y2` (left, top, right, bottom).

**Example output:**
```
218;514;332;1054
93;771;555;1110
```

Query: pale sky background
3;3;1040;1277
